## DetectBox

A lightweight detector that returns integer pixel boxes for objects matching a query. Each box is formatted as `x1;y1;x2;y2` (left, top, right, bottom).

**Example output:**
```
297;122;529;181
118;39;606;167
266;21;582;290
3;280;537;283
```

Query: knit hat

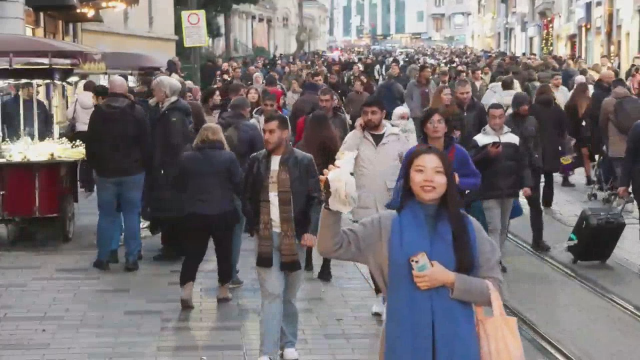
511;92;530;111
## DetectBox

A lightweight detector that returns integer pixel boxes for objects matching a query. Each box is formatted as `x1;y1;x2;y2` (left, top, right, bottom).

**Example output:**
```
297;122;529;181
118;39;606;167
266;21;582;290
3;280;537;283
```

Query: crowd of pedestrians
61;47;640;360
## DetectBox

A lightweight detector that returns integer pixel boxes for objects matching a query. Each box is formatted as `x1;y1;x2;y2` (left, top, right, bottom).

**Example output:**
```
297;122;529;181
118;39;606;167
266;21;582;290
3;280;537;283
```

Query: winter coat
562;68;579;90
147;99;193;218
589;80;612;153
339;123;413;221
600;87;635;158
243;148;322;238
1;95;53;141
529;95;567;173
505;112;544;172
86;93;150;178
290;91;320;136
390;119;418;146
66;91;95;132
468;125;532;201
404;79;437;119
286;90;301;111
344;91;370;121
175;141;243;216
220;110;265;172
471;79;488;101
552;86;571;108
565;102;592;149
454;98;488;151
329;107;351;141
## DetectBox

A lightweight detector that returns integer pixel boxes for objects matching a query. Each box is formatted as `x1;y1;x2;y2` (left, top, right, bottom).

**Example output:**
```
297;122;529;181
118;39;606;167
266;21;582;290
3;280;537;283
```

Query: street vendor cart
0;35;96;244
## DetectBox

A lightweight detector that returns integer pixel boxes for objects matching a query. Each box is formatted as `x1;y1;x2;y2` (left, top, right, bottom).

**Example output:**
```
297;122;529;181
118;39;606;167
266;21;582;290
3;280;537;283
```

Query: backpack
613;96;640;134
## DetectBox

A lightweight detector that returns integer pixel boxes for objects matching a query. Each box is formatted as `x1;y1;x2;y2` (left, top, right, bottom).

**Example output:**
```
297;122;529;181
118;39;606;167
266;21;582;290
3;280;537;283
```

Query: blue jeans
95;174;144;263
231;196;245;280
256;232;305;357
111;214;123;251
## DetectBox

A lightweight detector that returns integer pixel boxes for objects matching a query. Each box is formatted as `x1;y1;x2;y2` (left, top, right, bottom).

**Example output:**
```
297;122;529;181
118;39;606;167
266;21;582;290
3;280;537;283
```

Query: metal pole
33;81;38;141
19;86;24;139
188;0;201;86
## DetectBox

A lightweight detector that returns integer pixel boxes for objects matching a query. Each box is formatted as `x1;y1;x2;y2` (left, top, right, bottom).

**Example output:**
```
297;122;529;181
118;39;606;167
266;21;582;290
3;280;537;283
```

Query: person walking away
67;80;97;194
243;114;322;360
317;145;502;360
507;92;552;252
389;106;418;145
600;78;640;187
341;96;413;320
405;65;436;132
375;72;405;120
453;79;487;150
590;70;615;157
147;76;193;262
220;96;264;288
565;83;596;186
295;110;341;281
176;124;243;308
318;88;350;141
468;103;533;272
550;73;571;108
344;79;370;125
86;77;149;271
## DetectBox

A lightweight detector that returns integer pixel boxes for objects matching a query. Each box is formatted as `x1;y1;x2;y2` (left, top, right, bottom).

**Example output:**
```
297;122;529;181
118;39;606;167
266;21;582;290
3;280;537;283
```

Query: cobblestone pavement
0;198;382;360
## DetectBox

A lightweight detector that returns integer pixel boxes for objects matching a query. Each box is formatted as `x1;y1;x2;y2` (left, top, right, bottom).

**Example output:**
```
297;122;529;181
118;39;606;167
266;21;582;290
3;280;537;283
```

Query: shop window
283;17;289;28
434;17;443;32
453;14;465;29
435;0;444;7
417;11;424;22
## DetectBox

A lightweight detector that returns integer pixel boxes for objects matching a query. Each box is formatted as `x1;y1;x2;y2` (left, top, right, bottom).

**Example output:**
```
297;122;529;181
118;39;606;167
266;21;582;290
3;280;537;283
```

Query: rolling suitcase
567;204;627;264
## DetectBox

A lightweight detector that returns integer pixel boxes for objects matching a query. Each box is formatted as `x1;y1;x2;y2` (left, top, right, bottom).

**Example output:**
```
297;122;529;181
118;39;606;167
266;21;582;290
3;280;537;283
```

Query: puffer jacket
339;123;413;221
468;125;532;201
66;91;95;132
600;87;634;158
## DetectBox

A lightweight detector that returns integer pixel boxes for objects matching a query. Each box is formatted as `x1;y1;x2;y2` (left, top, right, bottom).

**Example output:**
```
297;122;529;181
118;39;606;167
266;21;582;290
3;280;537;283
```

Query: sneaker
371;295;385;316
229;277;244;288
282;348;299;360
586;177;595;186
181;282;194;309
216;284;233;304
108;250;119;264
124;260;139;272
140;220;150;230
92;259;110;271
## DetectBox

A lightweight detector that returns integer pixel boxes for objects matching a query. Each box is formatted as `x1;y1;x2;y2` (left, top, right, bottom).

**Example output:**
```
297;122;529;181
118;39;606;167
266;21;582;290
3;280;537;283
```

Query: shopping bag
509;199;523;220
476;281;525;360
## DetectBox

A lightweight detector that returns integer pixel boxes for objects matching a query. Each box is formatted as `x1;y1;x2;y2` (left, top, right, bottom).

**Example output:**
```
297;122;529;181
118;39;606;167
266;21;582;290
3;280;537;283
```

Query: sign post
181;8;207;86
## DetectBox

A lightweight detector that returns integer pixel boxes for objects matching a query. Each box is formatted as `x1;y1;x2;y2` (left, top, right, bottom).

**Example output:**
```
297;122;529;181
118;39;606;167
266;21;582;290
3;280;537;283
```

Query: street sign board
181;10;207;47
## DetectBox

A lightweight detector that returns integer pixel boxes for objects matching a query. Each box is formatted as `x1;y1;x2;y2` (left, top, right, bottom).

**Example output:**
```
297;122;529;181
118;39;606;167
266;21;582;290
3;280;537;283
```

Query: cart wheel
59;195;75;243
572;258;579;264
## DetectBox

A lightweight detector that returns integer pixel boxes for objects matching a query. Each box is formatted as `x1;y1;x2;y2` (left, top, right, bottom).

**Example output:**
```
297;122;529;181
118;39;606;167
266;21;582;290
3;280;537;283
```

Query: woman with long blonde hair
175;123;243;308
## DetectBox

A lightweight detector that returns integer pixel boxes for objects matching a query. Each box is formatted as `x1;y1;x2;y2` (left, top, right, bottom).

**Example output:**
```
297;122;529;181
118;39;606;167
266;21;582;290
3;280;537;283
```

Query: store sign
527;25;540;38
181;10;208;48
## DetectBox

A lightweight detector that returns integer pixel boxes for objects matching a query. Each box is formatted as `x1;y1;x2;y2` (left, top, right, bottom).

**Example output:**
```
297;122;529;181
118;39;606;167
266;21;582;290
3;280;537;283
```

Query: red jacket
295;116;306;144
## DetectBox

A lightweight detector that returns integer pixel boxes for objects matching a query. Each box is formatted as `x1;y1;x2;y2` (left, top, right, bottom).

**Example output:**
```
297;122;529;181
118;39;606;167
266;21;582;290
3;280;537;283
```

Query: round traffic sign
187;13;200;26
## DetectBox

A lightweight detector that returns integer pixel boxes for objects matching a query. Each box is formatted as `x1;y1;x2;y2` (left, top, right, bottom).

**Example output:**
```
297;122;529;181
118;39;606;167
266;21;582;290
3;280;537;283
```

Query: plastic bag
327;151;358;213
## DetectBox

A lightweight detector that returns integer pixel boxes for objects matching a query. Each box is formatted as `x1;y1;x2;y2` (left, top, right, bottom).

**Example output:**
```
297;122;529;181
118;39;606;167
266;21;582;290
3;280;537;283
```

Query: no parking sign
181;10;208;47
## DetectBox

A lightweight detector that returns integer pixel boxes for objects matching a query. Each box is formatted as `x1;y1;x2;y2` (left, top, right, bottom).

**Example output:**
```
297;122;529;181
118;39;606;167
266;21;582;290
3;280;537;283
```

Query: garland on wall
542;16;554;55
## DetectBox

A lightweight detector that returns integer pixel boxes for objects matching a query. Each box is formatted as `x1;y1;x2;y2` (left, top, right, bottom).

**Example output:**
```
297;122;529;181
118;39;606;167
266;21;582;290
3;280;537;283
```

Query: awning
0;34;101;68
47;9;104;23
25;0;78;11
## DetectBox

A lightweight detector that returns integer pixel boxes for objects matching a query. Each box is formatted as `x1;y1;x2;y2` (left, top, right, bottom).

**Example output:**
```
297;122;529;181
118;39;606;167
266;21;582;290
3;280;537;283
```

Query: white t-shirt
269;156;282;232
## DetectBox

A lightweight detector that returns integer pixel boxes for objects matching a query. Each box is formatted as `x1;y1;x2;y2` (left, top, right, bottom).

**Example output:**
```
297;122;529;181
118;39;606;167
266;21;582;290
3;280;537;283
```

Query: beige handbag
475;280;526;360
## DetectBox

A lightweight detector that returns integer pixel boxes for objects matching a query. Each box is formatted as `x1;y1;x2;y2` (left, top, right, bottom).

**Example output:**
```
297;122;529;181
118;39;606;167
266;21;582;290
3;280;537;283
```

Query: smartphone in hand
410;252;432;273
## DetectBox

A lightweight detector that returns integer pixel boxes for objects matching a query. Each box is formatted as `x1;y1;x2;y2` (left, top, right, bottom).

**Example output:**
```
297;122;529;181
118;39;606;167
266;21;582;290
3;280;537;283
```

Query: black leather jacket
242;148;322;239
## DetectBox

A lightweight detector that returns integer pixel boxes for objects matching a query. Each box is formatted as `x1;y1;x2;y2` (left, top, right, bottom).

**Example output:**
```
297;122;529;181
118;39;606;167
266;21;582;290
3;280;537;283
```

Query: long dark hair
296;110;341;172
565;82;591;117
398;145;475;274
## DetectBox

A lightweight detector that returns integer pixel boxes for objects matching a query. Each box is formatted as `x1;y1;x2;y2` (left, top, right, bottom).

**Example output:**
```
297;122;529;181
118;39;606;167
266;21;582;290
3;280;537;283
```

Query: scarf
256;146;301;272
386;200;479;360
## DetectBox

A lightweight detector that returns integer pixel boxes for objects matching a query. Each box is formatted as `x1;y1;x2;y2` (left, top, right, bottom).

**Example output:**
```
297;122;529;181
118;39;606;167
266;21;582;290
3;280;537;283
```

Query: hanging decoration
541;16;554;55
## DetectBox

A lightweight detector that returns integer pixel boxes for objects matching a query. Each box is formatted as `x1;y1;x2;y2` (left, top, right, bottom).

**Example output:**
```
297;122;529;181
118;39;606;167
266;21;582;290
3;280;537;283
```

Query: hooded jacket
86;93;150;178
468;125;532;201
600;86;634;157
506;93;544;172
66;91;95;132
404;79;437;119
220;110;264;172
289;83;321;135
528;94;566;173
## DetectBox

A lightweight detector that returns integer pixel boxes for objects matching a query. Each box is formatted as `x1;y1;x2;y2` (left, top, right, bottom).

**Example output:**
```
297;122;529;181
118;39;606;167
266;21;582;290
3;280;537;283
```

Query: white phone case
410;252;432;273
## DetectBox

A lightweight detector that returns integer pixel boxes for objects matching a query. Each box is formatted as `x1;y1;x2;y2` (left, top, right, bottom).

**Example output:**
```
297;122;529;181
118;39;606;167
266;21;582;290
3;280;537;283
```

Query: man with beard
243;113;321;360
339;96;412;321
327;72;348;102
319;87;350;141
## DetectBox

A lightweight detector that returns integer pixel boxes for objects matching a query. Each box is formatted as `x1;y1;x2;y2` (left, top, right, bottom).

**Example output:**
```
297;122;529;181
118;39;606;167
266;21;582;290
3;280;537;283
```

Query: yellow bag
475;280;525;360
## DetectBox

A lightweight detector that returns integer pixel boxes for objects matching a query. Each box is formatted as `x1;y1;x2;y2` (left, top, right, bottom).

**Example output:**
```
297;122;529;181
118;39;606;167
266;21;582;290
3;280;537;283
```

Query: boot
304;247;313;272
586;176;595;186
217;284;233;304
317;258;332;282
180;282;194;309
561;176;575;188
532;239;551;253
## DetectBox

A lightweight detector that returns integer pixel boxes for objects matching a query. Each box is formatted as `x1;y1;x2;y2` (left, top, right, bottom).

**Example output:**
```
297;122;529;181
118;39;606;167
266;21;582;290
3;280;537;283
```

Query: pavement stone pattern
0;197;382;360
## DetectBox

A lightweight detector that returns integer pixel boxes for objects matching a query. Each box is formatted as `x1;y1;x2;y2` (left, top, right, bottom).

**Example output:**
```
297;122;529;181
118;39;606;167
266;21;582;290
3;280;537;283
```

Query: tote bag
475;280;525;360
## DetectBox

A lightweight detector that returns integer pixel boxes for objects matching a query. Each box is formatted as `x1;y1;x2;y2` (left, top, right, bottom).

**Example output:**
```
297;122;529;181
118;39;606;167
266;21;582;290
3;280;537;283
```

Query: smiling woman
317;145;502;360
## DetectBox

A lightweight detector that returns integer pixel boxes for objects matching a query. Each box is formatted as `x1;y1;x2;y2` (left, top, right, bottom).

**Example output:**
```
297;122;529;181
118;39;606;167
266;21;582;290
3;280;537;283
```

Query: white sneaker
258;356;271;360
282;348;299;360
371;295;385;316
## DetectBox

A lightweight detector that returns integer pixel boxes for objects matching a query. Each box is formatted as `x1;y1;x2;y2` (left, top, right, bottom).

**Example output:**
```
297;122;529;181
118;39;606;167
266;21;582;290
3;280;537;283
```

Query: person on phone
317;145;502;360
468;103;533;273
